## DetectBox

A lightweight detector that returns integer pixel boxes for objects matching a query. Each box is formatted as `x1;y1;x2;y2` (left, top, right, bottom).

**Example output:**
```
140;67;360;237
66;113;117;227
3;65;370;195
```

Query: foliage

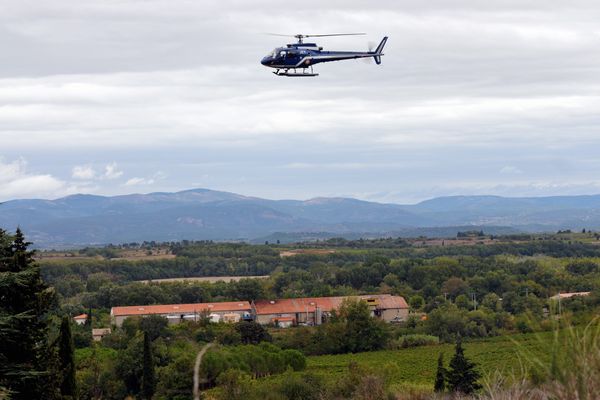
141;332;156;399
0;228;59;399
433;352;446;392
58;315;77;399
446;338;482;394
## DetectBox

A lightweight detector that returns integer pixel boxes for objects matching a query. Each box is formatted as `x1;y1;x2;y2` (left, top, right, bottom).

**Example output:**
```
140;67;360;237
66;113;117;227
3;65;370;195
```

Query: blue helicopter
261;33;388;77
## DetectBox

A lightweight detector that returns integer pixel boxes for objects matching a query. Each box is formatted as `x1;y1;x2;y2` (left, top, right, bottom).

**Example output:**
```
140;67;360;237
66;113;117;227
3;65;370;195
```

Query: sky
1;0;600;204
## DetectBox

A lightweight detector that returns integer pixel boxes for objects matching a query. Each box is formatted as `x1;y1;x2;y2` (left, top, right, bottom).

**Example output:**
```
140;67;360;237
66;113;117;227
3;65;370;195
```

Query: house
92;328;111;341
73;313;88;325
110;301;252;327
550;291;591;300
252;294;409;327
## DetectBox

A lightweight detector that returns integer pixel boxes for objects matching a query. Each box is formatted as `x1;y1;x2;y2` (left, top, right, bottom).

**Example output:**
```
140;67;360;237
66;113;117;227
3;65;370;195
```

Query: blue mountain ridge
2;189;600;247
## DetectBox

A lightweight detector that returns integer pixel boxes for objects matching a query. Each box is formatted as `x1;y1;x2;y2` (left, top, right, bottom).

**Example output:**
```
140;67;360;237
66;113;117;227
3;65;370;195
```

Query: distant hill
2;189;600;247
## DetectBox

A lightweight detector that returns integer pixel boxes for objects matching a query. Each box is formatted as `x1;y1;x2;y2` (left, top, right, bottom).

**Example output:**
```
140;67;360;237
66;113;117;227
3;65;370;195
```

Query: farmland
302;332;552;390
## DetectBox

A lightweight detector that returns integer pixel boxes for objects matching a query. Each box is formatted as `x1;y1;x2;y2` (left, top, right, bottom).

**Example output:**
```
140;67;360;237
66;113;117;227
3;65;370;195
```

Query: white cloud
123;171;166;186
124;177;154;186
0;157;81;201
103;162;123;180
72;165;96;179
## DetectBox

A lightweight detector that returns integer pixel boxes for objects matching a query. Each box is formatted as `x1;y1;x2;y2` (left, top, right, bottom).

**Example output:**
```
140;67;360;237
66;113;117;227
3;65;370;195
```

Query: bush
388;334;439;349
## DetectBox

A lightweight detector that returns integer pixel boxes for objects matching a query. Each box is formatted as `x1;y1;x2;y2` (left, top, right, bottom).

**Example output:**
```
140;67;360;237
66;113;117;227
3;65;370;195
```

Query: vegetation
5;228;600;399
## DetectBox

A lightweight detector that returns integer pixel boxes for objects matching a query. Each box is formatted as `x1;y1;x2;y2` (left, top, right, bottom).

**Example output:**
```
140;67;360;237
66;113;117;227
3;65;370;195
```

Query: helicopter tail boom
373;36;388;65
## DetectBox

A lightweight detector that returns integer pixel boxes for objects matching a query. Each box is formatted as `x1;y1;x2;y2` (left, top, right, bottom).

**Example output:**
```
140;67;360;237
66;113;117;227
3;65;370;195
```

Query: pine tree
446;338;482;394
0;228;59;399
58;316;77;399
434;352;446;392
141;331;156;400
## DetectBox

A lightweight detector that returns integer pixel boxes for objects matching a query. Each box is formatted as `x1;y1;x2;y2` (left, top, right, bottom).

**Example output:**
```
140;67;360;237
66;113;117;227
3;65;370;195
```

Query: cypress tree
0;228;59;399
433;352;446;392
141;331;156;399
446;337;482;394
85;307;92;328
58;316;77;399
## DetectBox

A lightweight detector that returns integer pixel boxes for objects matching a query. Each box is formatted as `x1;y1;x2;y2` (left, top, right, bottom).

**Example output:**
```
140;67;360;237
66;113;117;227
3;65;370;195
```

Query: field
135;275;270;284
285;332;554;391
280;249;337;257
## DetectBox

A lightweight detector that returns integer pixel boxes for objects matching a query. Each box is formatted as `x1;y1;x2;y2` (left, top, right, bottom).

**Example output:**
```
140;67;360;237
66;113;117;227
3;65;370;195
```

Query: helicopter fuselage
261;37;387;76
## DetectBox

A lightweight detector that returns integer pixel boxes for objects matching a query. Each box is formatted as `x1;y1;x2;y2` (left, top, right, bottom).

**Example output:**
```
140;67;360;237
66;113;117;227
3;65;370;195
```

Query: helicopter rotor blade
264;33;297;37
304;33;366;38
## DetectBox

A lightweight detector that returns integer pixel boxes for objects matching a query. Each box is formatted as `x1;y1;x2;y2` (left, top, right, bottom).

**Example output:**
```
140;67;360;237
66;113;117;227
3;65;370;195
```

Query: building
92;328;111;341
73;313;88;325
550;291;591;300
252;294;409;327
110;301;252;327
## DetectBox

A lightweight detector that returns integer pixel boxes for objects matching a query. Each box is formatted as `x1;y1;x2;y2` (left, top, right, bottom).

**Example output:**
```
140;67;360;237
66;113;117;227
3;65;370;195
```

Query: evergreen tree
446;338;482;394
58;316;77;399
0;228;59;399
141;332;156;399
433;352;446;392
85;307;92;328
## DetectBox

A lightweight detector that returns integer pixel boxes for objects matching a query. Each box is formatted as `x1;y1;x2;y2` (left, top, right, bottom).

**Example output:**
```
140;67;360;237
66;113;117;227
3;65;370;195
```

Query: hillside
3;189;600;247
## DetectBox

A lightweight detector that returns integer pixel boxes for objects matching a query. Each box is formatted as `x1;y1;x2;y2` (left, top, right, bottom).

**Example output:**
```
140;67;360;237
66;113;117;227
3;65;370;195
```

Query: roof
73;313;88;320
550;291;591;300
254;294;408;315
92;328;111;335
111;301;252;317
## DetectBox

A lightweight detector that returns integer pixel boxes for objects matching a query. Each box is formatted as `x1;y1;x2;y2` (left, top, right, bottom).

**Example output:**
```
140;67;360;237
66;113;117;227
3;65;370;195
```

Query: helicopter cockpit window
279;50;287;58
270;49;278;58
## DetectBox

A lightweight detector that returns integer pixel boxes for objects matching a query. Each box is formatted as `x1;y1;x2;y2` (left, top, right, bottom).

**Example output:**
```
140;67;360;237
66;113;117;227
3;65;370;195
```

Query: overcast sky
1;0;600;203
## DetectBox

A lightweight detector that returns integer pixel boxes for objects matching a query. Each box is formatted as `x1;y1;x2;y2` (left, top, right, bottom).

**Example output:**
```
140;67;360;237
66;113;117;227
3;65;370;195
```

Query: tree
446;338;481;394
0;228;59;399
409;295;424;311
58;316;77;399
235;321;271;344
331;299;389;353
139;315;168;341
141;332;156;400
434;352;446;392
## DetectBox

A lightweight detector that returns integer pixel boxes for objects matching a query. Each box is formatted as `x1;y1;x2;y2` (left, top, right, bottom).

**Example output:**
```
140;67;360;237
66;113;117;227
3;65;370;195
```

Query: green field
299;332;553;390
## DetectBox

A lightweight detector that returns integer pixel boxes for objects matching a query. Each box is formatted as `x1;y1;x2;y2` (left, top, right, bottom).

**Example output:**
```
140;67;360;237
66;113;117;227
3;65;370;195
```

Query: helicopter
261;33;388;77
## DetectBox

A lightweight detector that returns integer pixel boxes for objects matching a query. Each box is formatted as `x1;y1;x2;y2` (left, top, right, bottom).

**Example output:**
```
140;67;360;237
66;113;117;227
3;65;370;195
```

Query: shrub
388;334;439;349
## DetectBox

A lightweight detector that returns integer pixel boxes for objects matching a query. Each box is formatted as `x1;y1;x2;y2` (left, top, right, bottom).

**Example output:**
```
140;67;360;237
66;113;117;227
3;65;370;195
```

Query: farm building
92;328;111;341
550;291;591;300
73;313;88;325
252;294;409;326
110;301;252;327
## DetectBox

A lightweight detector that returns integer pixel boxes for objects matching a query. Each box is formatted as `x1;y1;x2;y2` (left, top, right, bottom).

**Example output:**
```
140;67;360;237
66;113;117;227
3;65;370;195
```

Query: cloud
1;1;600;202
0;157;80;201
72;165;96;179
123;171;166;186
124;177;154;186
103;162;123;180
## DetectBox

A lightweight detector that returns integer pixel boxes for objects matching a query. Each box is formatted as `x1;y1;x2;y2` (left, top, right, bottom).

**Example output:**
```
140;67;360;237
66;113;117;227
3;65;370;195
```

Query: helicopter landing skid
274;67;318;77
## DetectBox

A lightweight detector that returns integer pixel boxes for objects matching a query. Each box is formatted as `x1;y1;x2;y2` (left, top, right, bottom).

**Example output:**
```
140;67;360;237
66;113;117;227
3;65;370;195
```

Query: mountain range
2;188;600;248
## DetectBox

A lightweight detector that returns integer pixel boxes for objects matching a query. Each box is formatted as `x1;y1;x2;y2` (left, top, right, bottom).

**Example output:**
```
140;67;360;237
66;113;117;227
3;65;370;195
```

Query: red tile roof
73;313;88;320
111;301;251;317
254;294;407;315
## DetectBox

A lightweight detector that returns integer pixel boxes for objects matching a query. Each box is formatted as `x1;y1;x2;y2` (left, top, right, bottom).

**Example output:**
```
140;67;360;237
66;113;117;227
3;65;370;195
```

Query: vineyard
289;332;553;390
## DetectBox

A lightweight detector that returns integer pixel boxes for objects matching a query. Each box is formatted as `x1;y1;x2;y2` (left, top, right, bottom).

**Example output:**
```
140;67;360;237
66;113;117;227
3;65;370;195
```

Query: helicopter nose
261;57;270;66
